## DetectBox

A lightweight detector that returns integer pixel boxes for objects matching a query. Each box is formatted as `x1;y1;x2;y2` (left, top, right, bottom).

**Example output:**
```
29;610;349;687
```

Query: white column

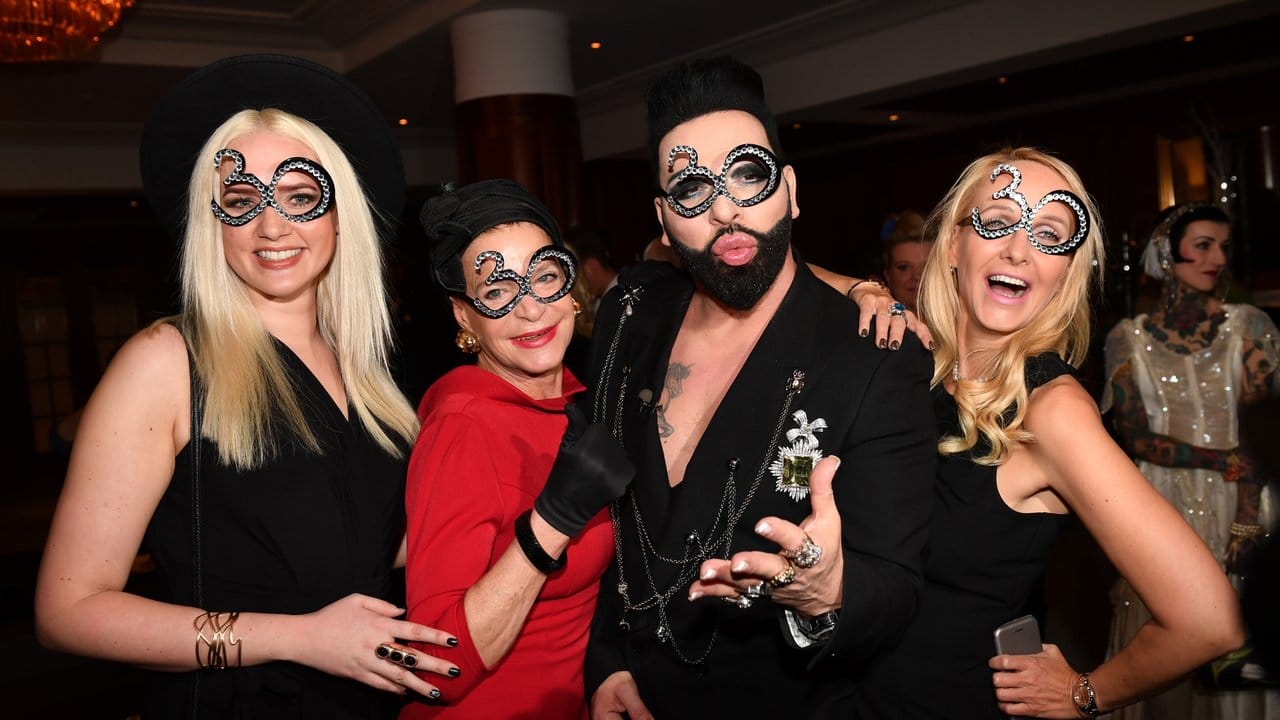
449;9;573;103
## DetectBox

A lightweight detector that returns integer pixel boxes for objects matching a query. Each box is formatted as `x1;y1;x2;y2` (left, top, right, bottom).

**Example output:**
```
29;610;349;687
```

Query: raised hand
688;455;844;617
534;402;635;538
847;280;934;352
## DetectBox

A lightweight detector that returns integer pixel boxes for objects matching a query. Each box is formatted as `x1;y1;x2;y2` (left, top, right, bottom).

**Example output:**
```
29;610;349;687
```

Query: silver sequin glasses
468;245;578;319
211;148;334;226
661;143;780;218
967;163;1089;255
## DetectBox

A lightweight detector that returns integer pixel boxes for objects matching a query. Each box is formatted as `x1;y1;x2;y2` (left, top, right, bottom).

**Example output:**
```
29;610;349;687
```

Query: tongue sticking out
713;234;758;267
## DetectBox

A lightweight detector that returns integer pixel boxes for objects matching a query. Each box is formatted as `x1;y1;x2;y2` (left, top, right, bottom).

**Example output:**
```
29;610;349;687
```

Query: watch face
1072;676;1099;716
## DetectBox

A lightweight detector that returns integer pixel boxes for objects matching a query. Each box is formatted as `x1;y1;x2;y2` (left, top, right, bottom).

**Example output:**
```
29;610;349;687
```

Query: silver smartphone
993;614;1042;655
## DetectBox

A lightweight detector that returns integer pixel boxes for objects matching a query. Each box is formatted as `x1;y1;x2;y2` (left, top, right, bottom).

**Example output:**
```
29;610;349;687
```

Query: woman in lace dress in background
1103;201;1279;720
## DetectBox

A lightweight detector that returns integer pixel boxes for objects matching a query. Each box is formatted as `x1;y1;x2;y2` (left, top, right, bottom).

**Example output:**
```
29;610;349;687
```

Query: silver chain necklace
608;364;806;665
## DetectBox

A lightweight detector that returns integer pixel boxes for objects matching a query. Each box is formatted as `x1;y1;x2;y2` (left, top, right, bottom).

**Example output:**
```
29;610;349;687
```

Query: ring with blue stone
888;302;907;317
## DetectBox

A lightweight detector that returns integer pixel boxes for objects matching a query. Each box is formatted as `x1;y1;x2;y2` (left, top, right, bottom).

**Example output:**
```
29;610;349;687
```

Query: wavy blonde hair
160;108;418;469
917;147;1105;465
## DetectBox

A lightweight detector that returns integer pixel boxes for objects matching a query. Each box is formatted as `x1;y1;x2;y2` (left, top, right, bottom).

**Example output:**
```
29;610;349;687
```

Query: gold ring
768;559;797;588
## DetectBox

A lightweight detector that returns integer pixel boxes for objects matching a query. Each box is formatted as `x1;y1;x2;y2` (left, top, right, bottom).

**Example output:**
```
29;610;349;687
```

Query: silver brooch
769;410;826;501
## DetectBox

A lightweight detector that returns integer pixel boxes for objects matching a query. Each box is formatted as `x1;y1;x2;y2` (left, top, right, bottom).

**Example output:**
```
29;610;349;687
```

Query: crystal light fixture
0;0;135;63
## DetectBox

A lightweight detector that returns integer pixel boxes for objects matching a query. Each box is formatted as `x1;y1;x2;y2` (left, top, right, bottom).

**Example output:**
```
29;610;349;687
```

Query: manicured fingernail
755;521;772;535
701;568;716;580
859;329;868;337
732;560;748;573
448;667;460;678
689;590;703;601
428;689;441;700
446;637;458;647
890;340;900;350
878;338;888;348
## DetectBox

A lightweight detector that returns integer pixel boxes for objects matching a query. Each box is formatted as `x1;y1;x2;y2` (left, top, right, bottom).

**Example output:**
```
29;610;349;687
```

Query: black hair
1163;203;1231;262
644;56;782;178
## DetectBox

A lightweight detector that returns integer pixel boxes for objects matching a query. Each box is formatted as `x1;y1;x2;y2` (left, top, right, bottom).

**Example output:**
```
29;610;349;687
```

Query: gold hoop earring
455;328;480;354
572;299;583;316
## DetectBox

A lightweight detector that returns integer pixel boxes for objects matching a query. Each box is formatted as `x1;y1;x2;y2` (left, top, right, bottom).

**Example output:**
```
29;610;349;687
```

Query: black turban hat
420;179;563;295
645;56;782;174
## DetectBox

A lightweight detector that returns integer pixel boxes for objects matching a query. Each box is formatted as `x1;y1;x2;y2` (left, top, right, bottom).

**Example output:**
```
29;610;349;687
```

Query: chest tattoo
656;362;692;439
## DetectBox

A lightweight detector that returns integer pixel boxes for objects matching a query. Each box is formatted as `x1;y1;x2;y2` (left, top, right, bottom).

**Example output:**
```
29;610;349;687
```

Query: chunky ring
376;643;418;668
723;594;754;609
888;301;907;317
744;581;771;599
783;536;823;569
768;560;797;588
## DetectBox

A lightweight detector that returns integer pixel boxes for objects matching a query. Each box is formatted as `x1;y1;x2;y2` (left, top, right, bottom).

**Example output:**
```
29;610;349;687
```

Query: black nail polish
446;637;459;648
859;329;868;337
890;340;900;351
428;689;441;700
448;667;461;677
878;338;887;348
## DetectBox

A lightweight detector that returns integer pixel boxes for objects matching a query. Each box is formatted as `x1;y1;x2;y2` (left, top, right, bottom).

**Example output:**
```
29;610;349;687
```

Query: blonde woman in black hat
34;55;456;718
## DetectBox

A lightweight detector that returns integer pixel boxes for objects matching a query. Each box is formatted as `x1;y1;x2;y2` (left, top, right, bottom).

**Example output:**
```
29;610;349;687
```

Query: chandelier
0;0;136;62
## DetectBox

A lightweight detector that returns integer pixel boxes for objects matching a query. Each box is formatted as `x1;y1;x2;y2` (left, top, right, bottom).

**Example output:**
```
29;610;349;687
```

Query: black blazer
584;254;937;716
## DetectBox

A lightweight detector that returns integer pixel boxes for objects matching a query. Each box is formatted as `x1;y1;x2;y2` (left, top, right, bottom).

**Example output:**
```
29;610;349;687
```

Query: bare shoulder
1024;376;1104;446
85;322;190;427
108;322;188;381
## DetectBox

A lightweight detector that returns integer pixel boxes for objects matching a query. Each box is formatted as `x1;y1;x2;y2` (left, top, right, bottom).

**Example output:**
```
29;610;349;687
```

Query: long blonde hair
918;147;1105;465
162;108;418;469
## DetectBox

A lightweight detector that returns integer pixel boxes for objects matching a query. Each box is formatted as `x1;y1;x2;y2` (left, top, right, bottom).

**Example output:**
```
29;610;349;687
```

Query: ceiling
3;0;1279;191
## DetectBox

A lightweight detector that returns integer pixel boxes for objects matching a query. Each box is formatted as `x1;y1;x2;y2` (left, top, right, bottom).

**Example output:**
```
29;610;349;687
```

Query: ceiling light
792;122;801;130
398;118;409;126
589;41;602;50
888;114;900;122
0;0;135;63
997;76;1008;85
1183;34;1195;43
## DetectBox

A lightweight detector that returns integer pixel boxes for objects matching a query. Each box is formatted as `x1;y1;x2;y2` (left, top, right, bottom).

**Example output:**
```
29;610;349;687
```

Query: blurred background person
568;225;619;317
881;209;930;313
1102;201;1279;719
642;234;684;269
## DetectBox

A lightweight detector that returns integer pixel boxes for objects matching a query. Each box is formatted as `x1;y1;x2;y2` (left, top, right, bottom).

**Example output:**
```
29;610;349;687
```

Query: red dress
401;365;612;719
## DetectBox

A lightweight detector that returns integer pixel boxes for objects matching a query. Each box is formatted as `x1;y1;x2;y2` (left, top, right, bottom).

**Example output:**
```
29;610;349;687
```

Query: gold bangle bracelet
194;610;243;669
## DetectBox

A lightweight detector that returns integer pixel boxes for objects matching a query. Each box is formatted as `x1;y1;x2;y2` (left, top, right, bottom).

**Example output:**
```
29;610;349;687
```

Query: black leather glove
534;402;634;538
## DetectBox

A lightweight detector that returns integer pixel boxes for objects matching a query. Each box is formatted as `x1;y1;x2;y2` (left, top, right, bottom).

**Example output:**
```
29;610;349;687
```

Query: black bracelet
845;279;882;301
514;509;566;574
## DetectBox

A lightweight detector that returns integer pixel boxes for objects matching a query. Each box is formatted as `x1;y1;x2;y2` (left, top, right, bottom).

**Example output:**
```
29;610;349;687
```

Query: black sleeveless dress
848;353;1073;719
141;340;408;719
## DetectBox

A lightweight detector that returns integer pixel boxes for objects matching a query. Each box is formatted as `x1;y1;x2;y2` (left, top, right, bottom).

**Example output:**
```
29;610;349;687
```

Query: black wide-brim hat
139;53;404;244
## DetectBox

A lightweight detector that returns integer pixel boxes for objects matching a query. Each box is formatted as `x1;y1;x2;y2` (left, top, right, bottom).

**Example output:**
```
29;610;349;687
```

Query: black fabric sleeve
811;335;937;668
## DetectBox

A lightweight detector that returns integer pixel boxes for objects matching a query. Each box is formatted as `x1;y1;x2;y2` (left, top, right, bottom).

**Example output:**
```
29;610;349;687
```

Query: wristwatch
1071;672;1102;718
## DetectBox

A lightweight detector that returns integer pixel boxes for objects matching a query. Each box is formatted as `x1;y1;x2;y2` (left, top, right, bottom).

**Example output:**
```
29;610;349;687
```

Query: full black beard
666;204;792;311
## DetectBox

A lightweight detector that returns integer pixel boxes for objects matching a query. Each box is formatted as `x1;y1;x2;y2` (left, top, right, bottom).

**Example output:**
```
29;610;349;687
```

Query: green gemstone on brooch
781;455;813;488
